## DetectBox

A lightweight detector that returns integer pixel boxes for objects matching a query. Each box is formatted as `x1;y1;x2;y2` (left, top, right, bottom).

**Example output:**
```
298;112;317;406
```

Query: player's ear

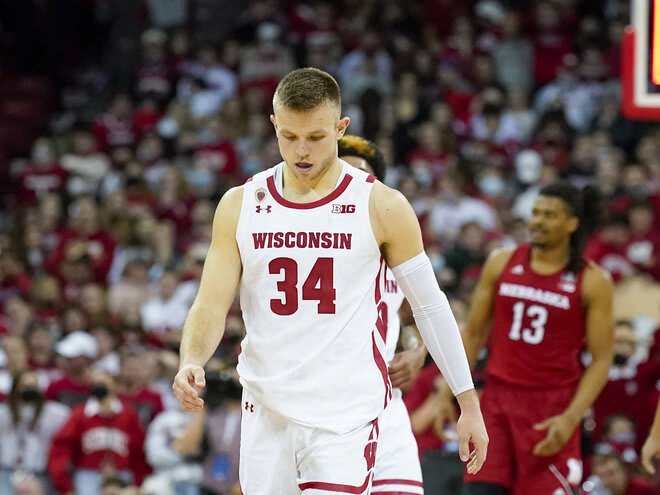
270;114;278;133
336;116;350;139
567;216;579;234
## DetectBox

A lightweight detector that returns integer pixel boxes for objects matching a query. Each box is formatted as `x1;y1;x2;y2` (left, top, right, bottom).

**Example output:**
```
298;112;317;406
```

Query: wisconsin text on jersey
499;282;571;310
252;232;353;250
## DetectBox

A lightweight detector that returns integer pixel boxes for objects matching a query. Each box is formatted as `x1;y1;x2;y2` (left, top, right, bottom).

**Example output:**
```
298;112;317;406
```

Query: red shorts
466;378;583;495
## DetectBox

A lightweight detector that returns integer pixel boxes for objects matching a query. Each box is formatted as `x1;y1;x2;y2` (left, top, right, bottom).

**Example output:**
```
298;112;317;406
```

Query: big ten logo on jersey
331;204;355;214
558;272;576;293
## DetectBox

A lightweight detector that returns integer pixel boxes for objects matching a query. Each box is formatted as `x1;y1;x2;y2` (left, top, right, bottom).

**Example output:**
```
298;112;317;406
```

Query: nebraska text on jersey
252;231;352;250
499;282;570;310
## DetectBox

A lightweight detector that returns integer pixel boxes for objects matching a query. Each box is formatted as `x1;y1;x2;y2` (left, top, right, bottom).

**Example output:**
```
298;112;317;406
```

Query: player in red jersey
441;181;614;495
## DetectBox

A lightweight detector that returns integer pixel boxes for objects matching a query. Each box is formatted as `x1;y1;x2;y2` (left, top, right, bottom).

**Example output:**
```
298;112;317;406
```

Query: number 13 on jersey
269;257;337;315
508;301;548;345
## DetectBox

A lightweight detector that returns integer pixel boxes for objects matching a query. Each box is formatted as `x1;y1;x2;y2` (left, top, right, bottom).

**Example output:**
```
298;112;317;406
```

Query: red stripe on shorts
372;480;424;487
299;472;372;493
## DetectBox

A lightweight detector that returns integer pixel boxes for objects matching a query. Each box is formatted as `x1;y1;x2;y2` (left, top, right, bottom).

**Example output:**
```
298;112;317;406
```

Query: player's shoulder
482;247;516;281
370;179;409;211
218;185;245;210
581;260;614;294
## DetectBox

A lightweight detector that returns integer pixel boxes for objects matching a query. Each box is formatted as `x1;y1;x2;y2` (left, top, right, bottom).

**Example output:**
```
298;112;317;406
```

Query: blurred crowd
1;0;660;494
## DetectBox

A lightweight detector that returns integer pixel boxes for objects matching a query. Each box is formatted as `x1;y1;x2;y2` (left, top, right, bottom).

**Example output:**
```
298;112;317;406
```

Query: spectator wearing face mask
590;321;660;451
0;370;70;495
48;370;149;495
593;414;640;467
590;453;654;495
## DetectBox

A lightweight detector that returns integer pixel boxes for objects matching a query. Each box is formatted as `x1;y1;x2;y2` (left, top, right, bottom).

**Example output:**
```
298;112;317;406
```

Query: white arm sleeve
391;251;474;396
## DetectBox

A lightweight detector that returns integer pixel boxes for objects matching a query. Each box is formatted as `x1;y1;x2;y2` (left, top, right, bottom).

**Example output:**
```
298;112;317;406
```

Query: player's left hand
388;346;426;390
533;413;578;456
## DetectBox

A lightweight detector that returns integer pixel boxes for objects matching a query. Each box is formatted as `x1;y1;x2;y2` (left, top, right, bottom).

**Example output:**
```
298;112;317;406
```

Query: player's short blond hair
273;68;341;116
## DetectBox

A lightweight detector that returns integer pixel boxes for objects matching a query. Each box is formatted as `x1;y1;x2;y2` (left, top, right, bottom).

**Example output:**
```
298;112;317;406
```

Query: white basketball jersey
380;267;405;365
235;161;391;434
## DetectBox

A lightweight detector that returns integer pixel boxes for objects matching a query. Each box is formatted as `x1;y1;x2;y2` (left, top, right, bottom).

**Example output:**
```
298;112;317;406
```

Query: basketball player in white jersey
339;135;426;495
172;67;488;495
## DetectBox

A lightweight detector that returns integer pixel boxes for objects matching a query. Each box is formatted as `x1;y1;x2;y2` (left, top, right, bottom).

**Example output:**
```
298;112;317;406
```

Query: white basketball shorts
239;388;380;495
372;392;424;495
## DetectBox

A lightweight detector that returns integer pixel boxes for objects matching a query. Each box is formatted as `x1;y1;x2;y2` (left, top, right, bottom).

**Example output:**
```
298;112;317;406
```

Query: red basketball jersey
487;244;586;388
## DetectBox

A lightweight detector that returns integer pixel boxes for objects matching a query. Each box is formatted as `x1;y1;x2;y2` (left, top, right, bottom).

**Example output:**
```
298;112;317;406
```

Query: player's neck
530;239;571;274
282;159;343;201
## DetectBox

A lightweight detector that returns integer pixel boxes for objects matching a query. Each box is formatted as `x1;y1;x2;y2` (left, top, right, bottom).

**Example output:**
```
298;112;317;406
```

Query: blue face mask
430;254;445;272
242;158;263;176
186;169;215;195
413;167;432;188
478;176;505;197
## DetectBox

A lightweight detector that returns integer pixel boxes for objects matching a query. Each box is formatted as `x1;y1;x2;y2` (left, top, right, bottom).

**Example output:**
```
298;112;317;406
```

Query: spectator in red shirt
177;199;213;254
92;94;137;150
584;213;634;283
45;331;98;407
48;369;149;494
194;118;239;179
591;453;654;495
407;121;455;181
153;166;193;237
116;351;163;429
43;196;117;292
60;129;111;197
404;363;444;459
14;138;67;207
594;414;641;467
627;200;660;282
530;1;573;86
590;321;660;450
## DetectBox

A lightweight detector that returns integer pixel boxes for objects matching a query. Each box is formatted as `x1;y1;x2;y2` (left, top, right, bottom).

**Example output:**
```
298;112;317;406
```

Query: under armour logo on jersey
511;264;524;274
256;205;272;213
244;401;254;412
331;204;355;214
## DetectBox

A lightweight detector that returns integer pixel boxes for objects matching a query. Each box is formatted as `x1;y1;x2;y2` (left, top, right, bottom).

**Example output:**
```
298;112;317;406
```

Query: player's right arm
370;181;488;474
173;186;244;412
